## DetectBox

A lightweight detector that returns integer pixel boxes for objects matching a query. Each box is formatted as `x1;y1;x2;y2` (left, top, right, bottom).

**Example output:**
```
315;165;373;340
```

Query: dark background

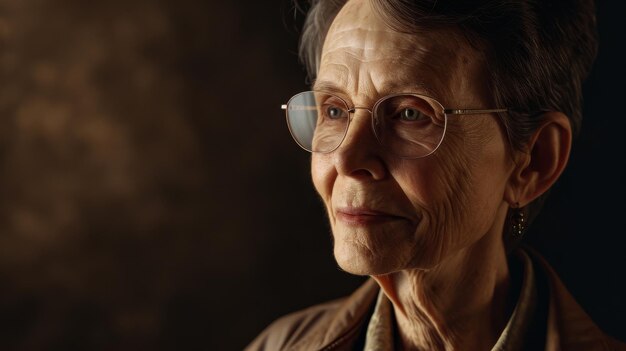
0;0;623;350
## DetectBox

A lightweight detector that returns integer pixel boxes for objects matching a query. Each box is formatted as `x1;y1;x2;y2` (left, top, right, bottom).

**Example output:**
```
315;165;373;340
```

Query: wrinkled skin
311;0;530;349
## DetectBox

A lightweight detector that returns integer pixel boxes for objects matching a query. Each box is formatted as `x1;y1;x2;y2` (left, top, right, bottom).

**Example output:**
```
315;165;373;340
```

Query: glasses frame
281;91;508;159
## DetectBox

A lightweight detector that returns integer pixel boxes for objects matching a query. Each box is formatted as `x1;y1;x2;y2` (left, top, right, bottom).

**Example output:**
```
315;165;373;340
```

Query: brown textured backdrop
0;0;623;350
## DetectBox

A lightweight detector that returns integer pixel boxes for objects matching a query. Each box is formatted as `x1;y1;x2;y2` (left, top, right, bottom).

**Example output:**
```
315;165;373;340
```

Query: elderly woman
248;0;624;350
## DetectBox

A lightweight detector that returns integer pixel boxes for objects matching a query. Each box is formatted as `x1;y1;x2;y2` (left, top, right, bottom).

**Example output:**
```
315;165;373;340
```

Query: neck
373;227;515;350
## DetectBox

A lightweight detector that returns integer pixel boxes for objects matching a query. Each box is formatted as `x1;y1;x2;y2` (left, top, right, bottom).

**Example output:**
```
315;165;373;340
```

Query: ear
504;112;572;207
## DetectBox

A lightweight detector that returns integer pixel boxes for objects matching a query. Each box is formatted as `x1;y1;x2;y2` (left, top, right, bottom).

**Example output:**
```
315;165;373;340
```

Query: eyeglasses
282;91;508;159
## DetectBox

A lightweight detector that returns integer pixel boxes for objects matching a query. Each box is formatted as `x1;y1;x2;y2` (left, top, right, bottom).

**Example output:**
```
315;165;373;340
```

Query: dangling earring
510;202;527;238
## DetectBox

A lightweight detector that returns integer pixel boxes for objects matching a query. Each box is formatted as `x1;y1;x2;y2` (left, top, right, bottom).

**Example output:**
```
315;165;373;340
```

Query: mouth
335;207;408;226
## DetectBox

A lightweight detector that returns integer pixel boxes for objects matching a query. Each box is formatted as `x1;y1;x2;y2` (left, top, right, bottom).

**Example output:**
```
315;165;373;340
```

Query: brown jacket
247;251;625;350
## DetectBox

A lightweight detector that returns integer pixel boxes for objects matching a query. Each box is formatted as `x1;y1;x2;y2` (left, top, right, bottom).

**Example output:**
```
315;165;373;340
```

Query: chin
332;228;450;275
333;239;404;276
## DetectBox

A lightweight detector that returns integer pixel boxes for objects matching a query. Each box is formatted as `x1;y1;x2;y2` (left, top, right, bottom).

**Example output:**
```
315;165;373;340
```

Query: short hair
298;0;598;231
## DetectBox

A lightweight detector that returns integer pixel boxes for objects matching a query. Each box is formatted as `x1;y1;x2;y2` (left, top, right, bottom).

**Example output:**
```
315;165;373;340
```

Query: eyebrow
312;79;440;99
311;81;344;95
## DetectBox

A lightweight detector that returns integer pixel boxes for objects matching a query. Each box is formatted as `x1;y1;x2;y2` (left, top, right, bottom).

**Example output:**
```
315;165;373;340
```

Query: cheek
311;154;335;204
392;153;473;259
395;121;510;256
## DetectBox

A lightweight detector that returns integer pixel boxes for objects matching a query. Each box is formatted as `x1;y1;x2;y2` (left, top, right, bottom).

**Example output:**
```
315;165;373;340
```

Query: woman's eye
400;108;425;121
325;105;345;119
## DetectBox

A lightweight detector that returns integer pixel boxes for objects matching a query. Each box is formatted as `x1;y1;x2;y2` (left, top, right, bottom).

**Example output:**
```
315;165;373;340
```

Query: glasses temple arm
444;108;508;115
281;105;318;111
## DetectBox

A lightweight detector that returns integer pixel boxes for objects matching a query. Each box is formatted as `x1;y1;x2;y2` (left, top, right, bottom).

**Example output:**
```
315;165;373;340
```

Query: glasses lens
373;94;447;158
286;91;349;153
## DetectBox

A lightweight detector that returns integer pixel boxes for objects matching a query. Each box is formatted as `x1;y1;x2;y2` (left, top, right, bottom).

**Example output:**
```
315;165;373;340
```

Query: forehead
318;0;485;103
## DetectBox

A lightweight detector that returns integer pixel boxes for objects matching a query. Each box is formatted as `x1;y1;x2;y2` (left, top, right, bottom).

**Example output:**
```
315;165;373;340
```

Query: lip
335;207;408;226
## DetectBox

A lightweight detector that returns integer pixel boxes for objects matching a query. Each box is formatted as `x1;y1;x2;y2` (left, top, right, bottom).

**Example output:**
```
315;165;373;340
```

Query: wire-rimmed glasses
282;91;508;159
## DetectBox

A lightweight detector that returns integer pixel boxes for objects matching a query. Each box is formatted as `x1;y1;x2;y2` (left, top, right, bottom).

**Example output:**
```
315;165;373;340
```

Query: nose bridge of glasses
348;106;374;121
349;106;373;113
344;106;380;145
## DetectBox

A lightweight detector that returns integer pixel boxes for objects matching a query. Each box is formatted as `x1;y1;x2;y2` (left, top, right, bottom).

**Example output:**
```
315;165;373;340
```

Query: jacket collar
290;279;379;350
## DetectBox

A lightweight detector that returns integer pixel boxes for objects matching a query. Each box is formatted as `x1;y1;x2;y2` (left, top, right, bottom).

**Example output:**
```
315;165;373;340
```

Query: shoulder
244;299;345;351
245;279;378;351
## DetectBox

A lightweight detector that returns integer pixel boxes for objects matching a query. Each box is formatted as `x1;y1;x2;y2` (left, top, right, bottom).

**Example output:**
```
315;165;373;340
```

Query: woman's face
312;0;516;275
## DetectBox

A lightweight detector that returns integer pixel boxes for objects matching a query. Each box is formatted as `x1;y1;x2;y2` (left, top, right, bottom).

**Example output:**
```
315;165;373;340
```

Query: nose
331;107;387;180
